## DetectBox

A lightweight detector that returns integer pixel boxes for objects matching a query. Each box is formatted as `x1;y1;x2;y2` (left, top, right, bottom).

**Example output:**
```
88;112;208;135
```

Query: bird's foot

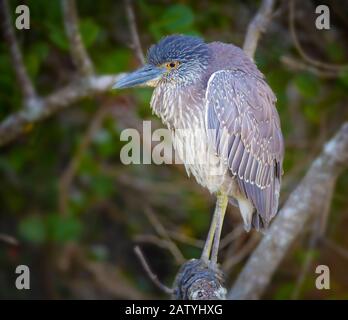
172;258;226;300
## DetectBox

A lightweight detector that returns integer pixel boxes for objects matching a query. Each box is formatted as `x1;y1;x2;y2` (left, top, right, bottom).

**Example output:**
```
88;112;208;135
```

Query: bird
113;35;284;267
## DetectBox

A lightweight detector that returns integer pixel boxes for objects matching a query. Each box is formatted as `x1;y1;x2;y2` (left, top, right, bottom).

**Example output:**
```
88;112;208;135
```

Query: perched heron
114;35;284;267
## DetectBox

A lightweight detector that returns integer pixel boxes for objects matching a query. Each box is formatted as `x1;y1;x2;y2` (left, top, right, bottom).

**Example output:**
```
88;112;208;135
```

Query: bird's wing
205;69;284;226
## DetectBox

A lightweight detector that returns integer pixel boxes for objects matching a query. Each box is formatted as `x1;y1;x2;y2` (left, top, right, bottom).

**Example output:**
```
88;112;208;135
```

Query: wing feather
205;70;284;225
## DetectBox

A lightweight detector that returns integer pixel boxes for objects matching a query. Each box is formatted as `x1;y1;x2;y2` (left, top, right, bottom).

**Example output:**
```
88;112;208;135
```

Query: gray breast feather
205;69;284;224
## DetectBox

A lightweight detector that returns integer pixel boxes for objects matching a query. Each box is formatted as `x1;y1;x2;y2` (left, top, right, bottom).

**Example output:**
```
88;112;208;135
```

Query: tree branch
61;0;94;76
243;0;275;59
0;74;123;147
0;0;37;104
228;122;348;300
134;246;173;295
281;56;339;79
124;0;145;64
289;0;348;72
173;259;226;300
144;207;185;265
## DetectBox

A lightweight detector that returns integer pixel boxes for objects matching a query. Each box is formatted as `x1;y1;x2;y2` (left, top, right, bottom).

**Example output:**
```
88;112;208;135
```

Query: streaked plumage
114;35;284;265
148;35;284;230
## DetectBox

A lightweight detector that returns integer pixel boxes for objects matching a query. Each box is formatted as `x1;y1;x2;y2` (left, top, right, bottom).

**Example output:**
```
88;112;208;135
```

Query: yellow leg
201;192;228;264
201;204;218;262
210;193;228;266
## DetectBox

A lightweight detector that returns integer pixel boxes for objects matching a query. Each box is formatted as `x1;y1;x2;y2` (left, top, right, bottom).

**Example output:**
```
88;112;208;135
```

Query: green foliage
19;215;46;244
24;43;49;79
135;88;154;118
92;128;117;157
79;19;101;48
303;104;320;124
46;213;82;243
338;68;348;88
147;4;197;39
294;73;320;98
273;282;295;300
47;23;69;51
326;42;345;62
48;18;100;51
19;213;82;245
293;248;320;268
92;175;115;198
95;49;132;74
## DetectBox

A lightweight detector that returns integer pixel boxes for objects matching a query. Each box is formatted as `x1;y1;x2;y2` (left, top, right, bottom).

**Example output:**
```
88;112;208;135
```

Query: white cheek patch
145;77;162;87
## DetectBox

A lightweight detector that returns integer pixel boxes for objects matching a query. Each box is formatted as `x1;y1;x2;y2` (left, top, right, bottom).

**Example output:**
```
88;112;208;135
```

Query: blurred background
0;0;348;299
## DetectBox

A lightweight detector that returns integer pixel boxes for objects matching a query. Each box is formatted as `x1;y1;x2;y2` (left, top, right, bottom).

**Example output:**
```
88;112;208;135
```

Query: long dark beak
112;64;165;89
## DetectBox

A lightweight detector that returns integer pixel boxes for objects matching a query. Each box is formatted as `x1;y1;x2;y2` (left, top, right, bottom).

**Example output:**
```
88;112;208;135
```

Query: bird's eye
165;61;180;70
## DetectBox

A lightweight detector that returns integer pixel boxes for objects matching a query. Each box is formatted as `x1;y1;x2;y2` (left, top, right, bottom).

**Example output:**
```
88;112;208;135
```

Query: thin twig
222;233;261;271
0;233;19;246
135;234;178;250
243;0;275;59
134;246;173;295
322;238;348;261
0;0;37;103
61;0;94;76
289;0;348;72
144;207;185;264
124;0;145;64
0;74;123;147
220;224;245;250
281;56;339;79
167;230;204;248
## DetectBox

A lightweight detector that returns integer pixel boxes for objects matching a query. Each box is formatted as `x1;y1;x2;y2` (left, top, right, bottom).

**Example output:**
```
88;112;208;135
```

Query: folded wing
205;69;284;226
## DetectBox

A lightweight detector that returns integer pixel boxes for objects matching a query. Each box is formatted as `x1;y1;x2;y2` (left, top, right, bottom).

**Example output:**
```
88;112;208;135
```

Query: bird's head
113;35;210;89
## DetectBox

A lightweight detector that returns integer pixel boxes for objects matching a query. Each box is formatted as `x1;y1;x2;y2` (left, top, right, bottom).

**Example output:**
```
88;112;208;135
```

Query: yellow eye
165;61;180;70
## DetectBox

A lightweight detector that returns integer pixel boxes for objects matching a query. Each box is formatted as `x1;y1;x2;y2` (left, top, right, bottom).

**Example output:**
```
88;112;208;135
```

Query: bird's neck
150;81;206;130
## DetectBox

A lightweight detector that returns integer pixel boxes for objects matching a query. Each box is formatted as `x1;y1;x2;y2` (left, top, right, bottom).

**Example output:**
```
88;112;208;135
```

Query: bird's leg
201;206;218;263
201;192;228;265
210;193;228;267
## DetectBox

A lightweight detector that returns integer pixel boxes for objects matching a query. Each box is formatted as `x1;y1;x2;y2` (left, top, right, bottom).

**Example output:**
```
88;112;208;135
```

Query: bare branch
124;0;145;64
0;74;123;147
243;0;275;59
289;0;348;72
222;233;261;272
134;246;173;295
167;230;204;248
229;122;348;300
135;234;174;249
173;259;226;300
220;224;245;250
0;233;19;246
144;207;185;264
281;56;339;79
0;0;37;103
322;238;348;261
61;0;94;76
